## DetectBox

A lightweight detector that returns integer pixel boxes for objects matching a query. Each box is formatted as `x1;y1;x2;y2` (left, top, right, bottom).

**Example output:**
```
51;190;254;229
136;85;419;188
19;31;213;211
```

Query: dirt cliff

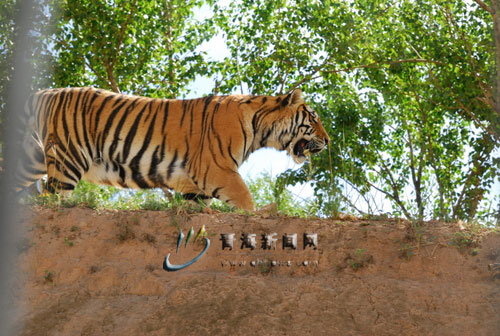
13;207;500;335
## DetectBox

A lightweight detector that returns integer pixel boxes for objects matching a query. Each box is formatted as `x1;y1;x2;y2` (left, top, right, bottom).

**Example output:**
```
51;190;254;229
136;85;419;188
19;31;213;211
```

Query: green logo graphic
163;227;210;272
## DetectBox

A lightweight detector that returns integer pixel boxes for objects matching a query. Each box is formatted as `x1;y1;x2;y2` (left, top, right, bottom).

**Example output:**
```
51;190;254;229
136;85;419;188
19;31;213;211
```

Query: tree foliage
0;0;216;101
0;0;53;140
0;0;16;119
51;0;215;97
1;0;499;223
213;0;499;223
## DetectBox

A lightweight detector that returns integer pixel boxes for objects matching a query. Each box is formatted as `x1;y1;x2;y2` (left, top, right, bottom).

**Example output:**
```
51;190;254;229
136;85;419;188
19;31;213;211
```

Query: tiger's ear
282;89;303;107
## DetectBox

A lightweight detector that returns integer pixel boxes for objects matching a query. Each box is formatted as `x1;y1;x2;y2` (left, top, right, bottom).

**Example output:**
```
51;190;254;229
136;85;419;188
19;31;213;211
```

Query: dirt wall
13;207;500;335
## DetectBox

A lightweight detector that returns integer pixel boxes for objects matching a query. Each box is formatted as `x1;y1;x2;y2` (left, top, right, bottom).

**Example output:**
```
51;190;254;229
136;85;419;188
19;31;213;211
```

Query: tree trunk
488;0;500;117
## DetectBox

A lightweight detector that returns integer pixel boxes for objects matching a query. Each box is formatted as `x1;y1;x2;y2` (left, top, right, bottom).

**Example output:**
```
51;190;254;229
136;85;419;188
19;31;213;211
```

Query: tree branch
112;0;137;67
339;177;375;215
367;179;412;219
288;54;334;91
105;61;120;93
289;58;445;91
328;58;446;72
102;0;137;94
490;0;500;116
339;191;369;216
412;92;448;220
452;132;493;220
52;36;108;88
474;0;493;14
444;4;495;112
424;62;500;143
371;151;414;220
84;55;109;87
279;71;289;95
404;119;424;220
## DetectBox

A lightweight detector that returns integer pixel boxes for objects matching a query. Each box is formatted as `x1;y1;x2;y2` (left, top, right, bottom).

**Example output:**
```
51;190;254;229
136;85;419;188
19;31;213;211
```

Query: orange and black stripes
16;87;330;210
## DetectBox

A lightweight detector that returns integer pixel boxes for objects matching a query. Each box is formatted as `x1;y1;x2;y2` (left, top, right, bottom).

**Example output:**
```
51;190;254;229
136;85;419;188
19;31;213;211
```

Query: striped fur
16;87;329;210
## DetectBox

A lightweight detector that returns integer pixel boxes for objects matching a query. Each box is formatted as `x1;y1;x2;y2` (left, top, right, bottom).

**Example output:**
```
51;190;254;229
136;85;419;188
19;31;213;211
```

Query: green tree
0;0;53;147
0;0;16;125
51;0;215;97
213;0;499;223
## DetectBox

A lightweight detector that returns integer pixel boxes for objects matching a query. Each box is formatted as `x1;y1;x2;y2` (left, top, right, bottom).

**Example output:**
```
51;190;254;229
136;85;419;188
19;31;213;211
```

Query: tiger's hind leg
45;159;81;196
168;178;214;208
182;192;213;207
15;132;47;193
161;188;213;207
43;142;84;196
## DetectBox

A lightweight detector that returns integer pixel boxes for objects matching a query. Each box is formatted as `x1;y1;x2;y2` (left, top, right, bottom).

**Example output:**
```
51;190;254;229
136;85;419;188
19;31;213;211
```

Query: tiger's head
278;89;330;164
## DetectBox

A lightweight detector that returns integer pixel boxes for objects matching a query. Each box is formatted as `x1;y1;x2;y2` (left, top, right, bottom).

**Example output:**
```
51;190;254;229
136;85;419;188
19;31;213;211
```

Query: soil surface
12;207;500;335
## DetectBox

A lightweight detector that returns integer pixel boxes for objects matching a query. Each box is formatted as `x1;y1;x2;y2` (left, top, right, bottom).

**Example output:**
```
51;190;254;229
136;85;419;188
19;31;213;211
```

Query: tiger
15;87;330;211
